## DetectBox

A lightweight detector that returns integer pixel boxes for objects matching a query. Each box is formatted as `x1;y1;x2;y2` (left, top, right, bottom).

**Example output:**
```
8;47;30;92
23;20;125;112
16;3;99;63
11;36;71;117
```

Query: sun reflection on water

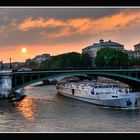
15;97;36;121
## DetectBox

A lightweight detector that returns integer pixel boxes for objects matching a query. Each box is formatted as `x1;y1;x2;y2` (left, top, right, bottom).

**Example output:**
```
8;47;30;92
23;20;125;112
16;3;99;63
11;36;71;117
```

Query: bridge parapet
9;69;140;91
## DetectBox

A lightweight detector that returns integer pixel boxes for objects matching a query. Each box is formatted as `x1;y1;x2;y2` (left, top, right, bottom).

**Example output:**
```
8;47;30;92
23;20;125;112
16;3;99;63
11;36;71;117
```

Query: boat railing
113;88;132;94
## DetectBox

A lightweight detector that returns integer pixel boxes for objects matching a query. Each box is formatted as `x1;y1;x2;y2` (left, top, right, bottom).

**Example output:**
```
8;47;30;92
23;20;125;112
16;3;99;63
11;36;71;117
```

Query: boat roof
61;81;118;87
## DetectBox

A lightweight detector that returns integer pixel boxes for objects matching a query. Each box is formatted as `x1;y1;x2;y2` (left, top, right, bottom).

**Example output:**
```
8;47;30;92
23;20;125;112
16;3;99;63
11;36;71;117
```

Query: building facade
131;43;140;59
123;50;134;59
82;39;124;67
25;54;51;65
134;43;140;51
32;54;51;63
82;39;124;58
125;43;140;59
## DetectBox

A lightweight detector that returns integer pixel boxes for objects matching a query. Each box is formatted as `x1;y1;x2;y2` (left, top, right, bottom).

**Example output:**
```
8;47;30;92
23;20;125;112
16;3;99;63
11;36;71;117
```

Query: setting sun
21;48;27;53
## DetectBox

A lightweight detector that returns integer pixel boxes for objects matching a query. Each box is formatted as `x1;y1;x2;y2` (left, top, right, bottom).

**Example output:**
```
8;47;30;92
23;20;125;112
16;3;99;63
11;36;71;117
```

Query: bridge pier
0;75;12;99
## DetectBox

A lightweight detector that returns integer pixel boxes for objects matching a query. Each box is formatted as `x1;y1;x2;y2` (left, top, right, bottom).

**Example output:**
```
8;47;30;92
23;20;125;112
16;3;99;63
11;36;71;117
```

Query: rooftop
83;39;124;50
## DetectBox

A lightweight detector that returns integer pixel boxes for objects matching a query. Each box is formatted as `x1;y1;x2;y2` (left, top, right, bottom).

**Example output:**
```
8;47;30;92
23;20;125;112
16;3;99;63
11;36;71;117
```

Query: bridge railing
12;66;137;72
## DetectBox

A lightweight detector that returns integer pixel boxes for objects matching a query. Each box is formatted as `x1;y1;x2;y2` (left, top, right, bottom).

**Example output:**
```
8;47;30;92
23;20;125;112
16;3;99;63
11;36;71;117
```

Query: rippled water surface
0;83;140;132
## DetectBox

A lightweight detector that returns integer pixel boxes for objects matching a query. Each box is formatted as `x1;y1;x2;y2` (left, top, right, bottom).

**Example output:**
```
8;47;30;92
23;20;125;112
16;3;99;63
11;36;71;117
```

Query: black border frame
0;0;140;6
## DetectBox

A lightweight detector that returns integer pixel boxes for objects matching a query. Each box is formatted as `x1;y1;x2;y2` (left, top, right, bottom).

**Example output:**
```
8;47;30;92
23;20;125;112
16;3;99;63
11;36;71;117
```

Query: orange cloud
16;10;140;39
17;17;64;31
92;11;140;32
45;18;92;38
3;9;140;63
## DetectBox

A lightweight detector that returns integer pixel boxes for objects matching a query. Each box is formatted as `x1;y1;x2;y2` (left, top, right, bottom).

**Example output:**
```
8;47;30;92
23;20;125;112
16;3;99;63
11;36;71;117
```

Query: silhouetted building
32;54;51;63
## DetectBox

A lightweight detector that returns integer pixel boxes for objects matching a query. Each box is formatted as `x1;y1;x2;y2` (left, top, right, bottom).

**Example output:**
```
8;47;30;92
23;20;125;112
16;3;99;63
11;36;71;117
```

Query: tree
39;52;81;69
25;61;39;69
129;58;140;68
80;53;92;67
39;59;52;69
66;52;81;67
95;48;129;68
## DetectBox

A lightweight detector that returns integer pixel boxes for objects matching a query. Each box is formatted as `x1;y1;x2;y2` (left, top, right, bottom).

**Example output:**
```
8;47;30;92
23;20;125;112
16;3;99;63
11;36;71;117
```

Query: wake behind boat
56;81;137;109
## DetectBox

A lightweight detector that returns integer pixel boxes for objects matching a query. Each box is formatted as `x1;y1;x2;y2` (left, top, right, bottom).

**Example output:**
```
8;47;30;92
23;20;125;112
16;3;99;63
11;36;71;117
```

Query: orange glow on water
16;97;36;121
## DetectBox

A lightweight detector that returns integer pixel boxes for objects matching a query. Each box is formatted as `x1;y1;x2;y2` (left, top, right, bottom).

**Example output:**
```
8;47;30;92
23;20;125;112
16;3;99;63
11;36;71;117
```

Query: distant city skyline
0;7;140;62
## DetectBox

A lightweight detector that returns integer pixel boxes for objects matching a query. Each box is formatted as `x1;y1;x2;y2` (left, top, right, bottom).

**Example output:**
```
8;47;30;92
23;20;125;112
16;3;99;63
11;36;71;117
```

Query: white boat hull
57;90;137;109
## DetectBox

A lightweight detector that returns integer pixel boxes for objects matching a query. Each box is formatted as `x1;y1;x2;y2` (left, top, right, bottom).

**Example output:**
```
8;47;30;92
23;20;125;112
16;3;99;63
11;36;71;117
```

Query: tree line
23;48;140;70
24;52;92;70
95;48;140;69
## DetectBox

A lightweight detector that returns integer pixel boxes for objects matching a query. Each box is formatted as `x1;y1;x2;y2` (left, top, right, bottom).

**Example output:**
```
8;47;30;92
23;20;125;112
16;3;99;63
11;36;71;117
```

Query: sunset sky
1;7;140;62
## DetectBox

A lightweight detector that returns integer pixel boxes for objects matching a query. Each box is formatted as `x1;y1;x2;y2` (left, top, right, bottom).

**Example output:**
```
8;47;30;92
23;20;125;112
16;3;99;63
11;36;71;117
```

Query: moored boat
9;87;26;102
9;94;26;102
56;81;137;109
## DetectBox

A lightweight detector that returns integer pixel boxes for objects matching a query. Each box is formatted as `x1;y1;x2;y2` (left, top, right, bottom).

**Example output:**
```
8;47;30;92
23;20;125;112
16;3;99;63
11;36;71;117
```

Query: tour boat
56;81;137;109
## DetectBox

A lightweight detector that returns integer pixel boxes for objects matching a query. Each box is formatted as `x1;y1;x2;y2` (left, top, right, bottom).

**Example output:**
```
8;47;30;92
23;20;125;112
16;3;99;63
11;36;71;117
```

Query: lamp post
9;58;12;69
1;60;3;70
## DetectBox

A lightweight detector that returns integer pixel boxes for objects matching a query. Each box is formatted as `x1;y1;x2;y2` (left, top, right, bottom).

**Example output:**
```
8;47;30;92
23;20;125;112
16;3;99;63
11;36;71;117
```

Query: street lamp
1;60;3;70
9;58;12;69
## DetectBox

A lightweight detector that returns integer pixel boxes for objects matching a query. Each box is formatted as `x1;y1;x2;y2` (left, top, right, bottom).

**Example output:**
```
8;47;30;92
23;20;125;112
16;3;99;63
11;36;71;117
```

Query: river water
0;82;140;132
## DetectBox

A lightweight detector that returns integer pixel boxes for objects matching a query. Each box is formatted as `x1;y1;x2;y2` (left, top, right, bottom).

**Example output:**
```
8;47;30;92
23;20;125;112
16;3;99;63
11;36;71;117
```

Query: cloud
14;10;140;40
2;8;140;62
1;8;140;49
17;17;64;31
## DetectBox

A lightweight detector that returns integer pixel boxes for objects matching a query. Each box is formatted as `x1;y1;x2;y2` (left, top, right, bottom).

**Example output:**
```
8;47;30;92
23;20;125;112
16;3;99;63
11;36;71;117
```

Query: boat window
72;89;74;95
91;89;94;94
118;89;122;92
125;89;128;93
112;96;118;98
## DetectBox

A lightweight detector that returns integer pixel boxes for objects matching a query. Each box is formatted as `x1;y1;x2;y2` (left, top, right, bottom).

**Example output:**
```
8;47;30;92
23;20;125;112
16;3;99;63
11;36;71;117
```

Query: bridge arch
12;71;140;91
